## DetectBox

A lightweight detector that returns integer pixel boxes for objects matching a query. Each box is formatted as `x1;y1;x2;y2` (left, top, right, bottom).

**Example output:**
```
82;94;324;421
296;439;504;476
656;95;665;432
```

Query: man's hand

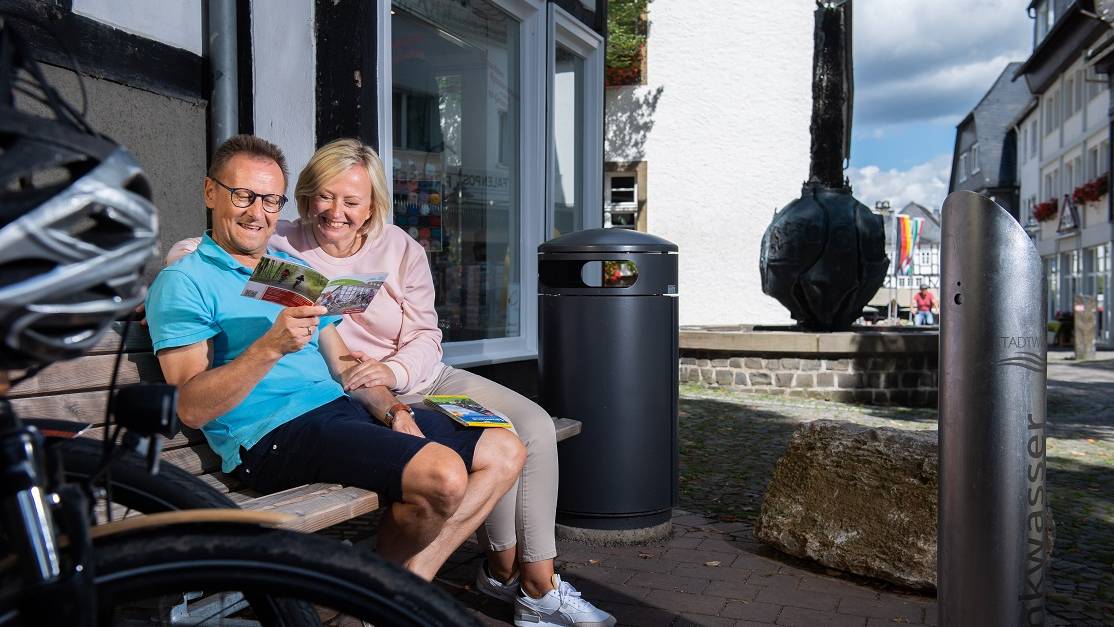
341;351;398;391
390;409;425;438
255;306;326;359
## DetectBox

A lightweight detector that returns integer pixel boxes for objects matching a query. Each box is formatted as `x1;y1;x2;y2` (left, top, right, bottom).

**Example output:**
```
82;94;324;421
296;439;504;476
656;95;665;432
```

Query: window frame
376;0;547;367
544;3;604;240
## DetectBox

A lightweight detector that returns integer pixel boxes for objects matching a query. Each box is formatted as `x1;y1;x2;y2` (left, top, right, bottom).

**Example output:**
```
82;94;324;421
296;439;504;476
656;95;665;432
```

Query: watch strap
384;402;413;427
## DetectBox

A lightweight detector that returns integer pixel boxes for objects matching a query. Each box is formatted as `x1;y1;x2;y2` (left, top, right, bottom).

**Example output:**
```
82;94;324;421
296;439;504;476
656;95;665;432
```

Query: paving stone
676;614;739;627
744;573;802;590
664;547;741;565
674;562;756;583
797;576;879;599
558;564;638;586
716;368;734;385
640;589;727;615
837;596;924;622
744;357;764;369
703;579;762;601
590;554;677;574
729;358;746;368
776;606;866;627
923;603;937;626
735;371;750;386
756;586;840;611
793;373;815;388
866;619;927;627
721;600;783;622
816;372;835;387
780;358;800;369
628;571;710;594
775;373;794;387
800;359;820;371
730;554;782;575
600;601;678;626
750;372;773;385
713;359;731;367
671;535;706;549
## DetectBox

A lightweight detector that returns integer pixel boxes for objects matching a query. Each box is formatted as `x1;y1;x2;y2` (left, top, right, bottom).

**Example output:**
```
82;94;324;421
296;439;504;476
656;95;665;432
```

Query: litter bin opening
541;259;639;289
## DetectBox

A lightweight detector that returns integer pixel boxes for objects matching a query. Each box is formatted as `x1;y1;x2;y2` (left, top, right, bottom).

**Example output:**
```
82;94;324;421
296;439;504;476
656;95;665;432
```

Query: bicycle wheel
0;525;479;626
54;436;236;520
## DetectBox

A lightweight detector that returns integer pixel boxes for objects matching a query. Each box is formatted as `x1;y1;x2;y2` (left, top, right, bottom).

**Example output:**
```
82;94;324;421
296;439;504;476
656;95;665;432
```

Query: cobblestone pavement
324;351;1112;625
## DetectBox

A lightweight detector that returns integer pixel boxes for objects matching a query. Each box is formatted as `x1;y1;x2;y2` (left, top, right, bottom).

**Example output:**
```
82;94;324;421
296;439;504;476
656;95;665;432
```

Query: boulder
754;420;938;589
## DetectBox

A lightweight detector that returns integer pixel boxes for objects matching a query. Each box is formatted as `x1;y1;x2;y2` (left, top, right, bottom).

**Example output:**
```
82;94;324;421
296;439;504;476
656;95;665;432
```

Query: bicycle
0;380;480;626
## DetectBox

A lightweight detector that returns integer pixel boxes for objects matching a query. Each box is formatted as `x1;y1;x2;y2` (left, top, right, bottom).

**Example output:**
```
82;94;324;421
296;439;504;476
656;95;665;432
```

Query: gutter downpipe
207;0;238;149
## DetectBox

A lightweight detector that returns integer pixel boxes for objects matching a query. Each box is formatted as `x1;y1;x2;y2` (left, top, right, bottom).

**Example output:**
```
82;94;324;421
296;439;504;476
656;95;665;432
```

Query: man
912;284;937;325
146;135;524;581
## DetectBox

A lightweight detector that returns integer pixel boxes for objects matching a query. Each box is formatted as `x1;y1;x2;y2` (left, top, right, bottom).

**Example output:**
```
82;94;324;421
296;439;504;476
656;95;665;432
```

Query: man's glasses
210;177;288;213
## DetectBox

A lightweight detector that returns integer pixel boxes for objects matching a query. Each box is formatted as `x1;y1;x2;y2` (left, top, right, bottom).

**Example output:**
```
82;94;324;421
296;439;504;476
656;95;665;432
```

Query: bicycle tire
54;436;237;514
0;524;477;626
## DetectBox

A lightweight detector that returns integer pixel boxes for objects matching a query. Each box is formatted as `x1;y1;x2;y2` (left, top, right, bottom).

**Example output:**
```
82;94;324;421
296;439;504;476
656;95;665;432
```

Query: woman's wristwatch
383;402;414;427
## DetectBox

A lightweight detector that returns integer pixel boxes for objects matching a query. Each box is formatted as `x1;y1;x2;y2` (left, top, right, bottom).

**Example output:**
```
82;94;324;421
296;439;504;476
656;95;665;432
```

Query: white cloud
853;0;1032;129
847;154;952;213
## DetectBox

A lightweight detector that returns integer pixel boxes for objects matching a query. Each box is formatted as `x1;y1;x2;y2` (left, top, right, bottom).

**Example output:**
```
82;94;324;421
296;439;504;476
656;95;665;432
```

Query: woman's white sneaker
513;574;616;627
474;561;520;603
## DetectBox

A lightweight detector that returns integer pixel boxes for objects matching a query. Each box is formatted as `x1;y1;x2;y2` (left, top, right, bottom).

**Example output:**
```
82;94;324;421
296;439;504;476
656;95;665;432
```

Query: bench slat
89;323;154;355
9;353;163;398
553;417;580;441
242;483;380;534
10;390;112;424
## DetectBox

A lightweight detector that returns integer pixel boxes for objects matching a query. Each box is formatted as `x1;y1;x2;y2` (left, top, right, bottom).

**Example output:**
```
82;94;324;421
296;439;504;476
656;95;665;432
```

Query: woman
171;138;613;627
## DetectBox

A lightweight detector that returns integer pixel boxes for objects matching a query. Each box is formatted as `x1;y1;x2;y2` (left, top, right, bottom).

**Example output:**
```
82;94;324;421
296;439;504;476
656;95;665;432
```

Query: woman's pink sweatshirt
166;220;446;395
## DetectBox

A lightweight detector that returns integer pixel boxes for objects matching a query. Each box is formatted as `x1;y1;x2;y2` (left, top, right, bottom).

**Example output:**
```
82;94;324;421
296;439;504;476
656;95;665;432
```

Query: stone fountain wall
679;326;938;408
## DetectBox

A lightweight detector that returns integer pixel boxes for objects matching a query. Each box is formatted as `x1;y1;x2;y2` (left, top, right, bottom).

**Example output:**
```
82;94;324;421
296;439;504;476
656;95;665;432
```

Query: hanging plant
606;0;650;86
1033;198;1058;222
1071;172;1109;205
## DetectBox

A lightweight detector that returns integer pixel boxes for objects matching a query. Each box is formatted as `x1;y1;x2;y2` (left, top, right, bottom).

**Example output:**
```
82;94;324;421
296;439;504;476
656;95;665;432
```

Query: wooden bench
8;323;581;533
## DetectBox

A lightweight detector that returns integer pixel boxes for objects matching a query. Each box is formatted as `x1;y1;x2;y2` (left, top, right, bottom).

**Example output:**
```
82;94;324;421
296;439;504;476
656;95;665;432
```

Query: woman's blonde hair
295;138;391;239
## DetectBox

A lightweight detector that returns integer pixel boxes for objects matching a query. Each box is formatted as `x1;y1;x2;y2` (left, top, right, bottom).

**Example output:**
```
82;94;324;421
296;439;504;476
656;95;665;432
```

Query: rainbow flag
896;215;923;276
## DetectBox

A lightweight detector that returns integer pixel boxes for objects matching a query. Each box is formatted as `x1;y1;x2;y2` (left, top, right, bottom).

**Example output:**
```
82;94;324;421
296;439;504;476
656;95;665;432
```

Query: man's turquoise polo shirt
146;232;344;473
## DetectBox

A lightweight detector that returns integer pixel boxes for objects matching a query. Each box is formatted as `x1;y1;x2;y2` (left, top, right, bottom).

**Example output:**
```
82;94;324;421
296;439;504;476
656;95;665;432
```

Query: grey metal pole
939;191;1049;626
207;0;238;147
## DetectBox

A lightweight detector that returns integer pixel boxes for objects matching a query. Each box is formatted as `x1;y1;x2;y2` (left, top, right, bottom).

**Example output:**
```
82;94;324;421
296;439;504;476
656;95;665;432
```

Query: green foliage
606;0;649;70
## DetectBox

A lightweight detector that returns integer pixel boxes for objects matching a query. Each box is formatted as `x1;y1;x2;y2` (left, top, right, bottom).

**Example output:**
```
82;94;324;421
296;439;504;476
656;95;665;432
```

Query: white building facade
1015;0;1112;346
604;2;814;326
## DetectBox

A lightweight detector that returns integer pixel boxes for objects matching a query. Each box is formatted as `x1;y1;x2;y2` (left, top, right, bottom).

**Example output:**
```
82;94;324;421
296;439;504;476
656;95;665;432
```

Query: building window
958;153;968;182
1045;255;1059;321
390;0;524;343
1065;75;1075;116
1045;91;1058;131
1089;145;1100;179
547;4;604;239
1065;160;1074;192
1021;126;1028;164
604;172;639;228
970;143;979;174
1086;243;1111;344
1088;66;1105;101
1075;69;1085;114
1029;119;1038;158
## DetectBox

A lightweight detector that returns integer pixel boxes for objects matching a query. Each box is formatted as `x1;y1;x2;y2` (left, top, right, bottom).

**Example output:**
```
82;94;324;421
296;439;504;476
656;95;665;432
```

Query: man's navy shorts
234;396;484;503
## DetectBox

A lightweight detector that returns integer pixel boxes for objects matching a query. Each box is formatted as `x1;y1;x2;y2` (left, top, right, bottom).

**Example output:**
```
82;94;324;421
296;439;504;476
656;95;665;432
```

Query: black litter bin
538;228;678;533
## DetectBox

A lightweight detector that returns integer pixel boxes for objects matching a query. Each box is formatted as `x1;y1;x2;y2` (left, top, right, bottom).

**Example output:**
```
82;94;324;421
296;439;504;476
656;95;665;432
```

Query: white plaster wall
252;0;316;215
73;0;203;55
614;2;813;325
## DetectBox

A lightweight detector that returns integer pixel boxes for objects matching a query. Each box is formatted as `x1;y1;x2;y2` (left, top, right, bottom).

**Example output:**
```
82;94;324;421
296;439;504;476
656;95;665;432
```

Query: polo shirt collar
196;231;269;275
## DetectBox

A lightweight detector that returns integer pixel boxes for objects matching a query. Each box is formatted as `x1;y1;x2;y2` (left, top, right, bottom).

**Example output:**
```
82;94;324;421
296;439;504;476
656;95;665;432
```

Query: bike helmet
0;18;158;370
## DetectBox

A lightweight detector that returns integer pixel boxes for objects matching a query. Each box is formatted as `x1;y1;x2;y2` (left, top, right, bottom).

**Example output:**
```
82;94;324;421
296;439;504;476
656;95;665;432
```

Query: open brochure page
423;395;511;428
241;254;388;315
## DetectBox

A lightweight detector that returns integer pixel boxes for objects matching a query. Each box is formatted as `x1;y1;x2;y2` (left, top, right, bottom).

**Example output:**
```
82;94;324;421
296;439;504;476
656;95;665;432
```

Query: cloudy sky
847;0;1034;213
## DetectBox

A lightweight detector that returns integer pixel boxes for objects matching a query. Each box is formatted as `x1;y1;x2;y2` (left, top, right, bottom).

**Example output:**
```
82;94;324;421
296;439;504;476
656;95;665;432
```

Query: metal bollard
939;191;1049;626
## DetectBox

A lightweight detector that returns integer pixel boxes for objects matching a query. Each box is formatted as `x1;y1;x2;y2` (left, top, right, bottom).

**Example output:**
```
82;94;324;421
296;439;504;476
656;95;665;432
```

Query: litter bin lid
539;228;677;253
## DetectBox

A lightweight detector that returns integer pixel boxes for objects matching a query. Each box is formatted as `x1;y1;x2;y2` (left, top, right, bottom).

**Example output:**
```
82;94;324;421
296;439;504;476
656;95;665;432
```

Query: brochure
423;395;512;428
241;254;388;315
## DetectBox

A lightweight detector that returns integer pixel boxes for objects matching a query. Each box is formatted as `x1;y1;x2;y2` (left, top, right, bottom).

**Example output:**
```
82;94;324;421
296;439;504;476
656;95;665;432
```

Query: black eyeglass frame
209;176;288;213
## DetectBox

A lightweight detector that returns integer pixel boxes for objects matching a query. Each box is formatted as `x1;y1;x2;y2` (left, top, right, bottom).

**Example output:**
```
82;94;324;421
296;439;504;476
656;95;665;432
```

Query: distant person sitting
912;284;937;325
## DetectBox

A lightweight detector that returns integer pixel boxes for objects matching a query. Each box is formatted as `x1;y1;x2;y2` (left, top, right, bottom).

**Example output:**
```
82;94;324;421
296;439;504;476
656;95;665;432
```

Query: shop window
389;0;523;343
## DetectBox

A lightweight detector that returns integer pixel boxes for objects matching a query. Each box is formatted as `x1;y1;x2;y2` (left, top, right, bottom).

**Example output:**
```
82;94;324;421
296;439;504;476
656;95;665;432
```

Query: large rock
754;420;938;589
